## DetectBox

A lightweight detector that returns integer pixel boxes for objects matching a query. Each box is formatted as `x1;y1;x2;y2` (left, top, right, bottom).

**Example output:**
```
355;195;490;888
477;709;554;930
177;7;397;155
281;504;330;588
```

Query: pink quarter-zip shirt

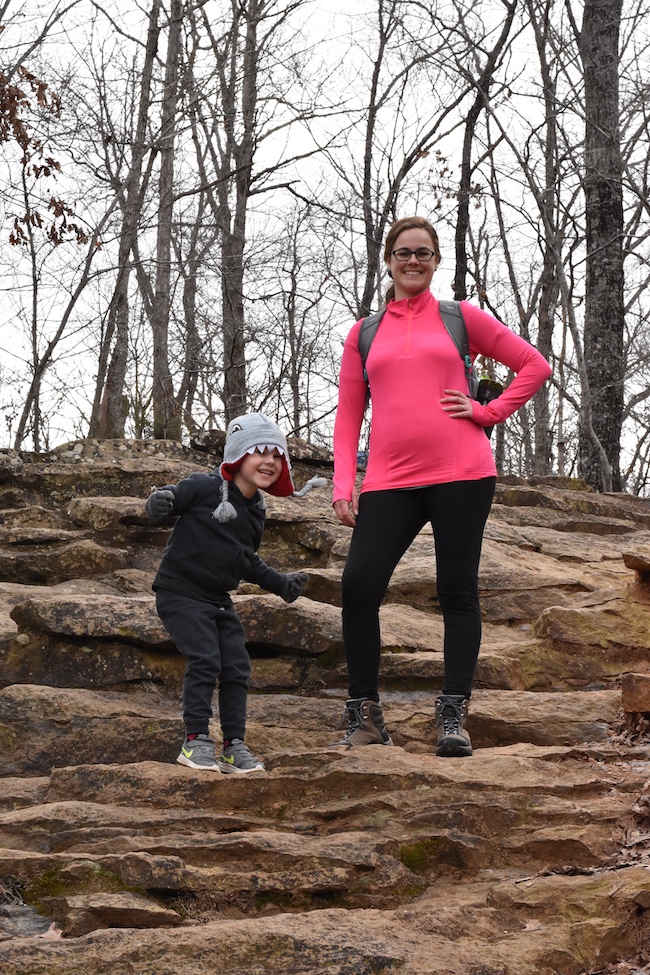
332;290;552;503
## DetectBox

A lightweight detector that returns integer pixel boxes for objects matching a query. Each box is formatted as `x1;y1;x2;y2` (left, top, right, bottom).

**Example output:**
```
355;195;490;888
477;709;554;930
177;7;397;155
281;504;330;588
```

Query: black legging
341;477;496;701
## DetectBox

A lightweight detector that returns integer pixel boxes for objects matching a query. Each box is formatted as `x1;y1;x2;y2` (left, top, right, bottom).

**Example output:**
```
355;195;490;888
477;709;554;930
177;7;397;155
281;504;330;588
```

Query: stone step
0;738;643;924
6;583;650;695
1;866;649;974
0;684;625;776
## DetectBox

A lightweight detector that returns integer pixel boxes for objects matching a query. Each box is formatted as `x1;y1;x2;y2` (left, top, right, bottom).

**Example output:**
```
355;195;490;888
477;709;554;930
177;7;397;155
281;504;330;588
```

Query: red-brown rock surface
1;443;649;974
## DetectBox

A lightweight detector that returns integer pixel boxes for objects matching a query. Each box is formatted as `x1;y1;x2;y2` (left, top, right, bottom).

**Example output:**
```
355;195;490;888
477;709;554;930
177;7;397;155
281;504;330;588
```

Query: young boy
146;413;307;773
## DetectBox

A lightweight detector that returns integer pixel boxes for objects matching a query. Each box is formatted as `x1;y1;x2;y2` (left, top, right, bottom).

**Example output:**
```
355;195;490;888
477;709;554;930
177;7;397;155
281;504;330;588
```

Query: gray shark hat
213;412;294;522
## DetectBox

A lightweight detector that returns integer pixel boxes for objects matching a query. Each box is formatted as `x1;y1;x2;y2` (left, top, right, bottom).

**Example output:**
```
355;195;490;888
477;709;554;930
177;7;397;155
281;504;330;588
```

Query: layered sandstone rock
0;442;649;974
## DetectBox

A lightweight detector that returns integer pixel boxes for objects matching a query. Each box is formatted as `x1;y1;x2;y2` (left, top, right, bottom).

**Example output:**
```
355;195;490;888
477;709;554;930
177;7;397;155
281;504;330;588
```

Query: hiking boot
218;738;265;774
435;695;472;757
330;698;393;747
177;734;220;771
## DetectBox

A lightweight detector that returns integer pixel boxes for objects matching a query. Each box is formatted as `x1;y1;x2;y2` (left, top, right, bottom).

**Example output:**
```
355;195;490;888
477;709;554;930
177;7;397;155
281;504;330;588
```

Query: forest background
0;0;647;494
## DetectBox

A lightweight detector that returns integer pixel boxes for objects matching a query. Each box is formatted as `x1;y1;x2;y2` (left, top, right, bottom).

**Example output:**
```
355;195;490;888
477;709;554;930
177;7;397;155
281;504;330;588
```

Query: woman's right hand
334;489;359;527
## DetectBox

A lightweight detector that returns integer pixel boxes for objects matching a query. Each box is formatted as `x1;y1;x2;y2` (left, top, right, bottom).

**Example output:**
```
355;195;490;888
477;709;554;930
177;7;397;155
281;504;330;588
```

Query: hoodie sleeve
243;554;288;595
159;472;213;514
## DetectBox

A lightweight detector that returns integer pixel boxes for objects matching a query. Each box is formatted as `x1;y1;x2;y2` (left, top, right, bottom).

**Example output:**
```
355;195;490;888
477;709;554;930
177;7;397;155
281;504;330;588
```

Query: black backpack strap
358;309;385;387
438;299;478;398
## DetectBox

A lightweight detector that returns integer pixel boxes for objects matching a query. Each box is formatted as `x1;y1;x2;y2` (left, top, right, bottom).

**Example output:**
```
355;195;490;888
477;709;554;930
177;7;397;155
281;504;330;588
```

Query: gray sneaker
177;734;220;771
218;738;265;774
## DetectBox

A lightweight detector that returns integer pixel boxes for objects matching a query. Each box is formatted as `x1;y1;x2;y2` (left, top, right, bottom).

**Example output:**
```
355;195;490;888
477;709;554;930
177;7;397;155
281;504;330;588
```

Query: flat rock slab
504;524;650;564
0;527;89;545
383;541;634;624
10;594;170;647
0;800;277;851
0;506;66;529
236;594;343;656
0;637;184;695
41;745;648;816
0;777;50;814
536;591;650;668
67;497;153;529
494;481;650;525
0;684;183;775
5;448;211;504
45;891;183;937
378;687;620;748
0;539;129;586
0;903;55;941
9;591;339;658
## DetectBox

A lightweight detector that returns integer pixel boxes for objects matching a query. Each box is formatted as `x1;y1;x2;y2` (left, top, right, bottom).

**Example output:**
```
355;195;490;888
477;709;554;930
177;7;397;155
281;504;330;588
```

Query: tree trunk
14;167;42;450
215;0;262;422
528;0;558;475
14;203;117;451
175;231;203;438
578;0;624;492
89;0;161;439
151;0;183;440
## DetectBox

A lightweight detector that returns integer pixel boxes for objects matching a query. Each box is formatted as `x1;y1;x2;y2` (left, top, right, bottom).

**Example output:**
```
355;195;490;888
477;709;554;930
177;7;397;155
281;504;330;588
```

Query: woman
332;216;551;756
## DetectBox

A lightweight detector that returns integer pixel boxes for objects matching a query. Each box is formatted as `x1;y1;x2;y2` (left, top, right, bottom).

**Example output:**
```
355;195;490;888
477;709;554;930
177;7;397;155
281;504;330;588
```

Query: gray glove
281;572;308;603
145;489;175;520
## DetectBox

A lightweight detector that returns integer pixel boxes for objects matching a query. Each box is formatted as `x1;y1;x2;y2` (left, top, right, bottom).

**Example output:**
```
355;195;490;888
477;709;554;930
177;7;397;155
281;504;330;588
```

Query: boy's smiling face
233;447;284;498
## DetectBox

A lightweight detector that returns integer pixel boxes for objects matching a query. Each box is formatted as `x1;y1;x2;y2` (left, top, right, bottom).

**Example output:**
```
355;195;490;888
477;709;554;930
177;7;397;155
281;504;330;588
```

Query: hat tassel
212;479;238;522
293;476;328;497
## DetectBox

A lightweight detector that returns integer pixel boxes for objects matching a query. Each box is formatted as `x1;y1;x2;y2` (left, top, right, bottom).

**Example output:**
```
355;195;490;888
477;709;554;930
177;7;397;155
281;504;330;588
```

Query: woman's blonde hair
383;216;440;304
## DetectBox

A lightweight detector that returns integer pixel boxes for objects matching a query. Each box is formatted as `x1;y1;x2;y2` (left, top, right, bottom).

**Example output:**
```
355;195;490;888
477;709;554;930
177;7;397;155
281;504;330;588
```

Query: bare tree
245;203;340;438
332;0;478;318
89;0;162;439
525;0;561;476
0;5;102;449
150;0;183;439
577;0;625;491
12;202;115;450
185;0;331;422
451;0;518;301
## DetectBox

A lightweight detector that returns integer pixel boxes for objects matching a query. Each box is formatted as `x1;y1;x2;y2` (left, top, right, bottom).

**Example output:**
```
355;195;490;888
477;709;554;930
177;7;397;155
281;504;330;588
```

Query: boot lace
440;701;462;736
337;703;362;738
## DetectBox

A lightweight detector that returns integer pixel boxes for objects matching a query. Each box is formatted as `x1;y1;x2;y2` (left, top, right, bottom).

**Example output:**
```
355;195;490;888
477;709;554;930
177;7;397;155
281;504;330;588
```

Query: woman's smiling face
386;226;439;301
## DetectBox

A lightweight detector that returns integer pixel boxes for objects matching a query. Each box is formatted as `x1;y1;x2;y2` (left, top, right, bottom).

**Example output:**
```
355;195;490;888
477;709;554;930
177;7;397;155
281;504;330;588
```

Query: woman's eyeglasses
390;247;436;262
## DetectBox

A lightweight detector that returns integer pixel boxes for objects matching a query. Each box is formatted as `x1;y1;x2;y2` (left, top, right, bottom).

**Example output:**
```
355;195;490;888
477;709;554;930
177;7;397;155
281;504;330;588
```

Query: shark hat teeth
213;413;295;522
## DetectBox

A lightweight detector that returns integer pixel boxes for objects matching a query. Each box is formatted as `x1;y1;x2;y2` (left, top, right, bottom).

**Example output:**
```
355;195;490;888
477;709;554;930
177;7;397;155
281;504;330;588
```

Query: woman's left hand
440;389;475;419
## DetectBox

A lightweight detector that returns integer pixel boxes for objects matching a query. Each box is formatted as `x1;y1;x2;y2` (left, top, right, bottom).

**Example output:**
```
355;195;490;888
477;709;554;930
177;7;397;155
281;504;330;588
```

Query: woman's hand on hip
440;389;475;420
334;489;359;528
